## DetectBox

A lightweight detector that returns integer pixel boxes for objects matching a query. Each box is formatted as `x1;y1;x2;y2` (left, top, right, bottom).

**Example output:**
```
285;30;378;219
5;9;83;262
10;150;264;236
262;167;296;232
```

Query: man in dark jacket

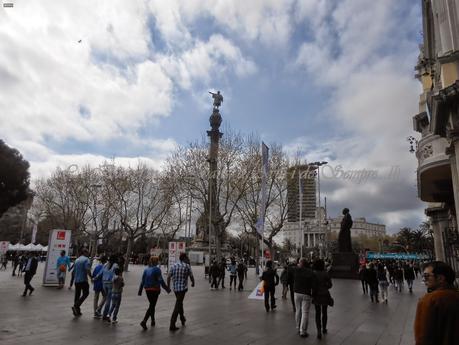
209;260;220;290
261;260;279;312
365;263;379;303
218;258;227;288
414;261;459;345
293;258;317;338
22;252;38;296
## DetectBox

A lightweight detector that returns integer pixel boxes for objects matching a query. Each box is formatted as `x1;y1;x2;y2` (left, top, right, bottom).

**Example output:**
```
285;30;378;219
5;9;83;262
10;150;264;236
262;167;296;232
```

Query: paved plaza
0;263;423;345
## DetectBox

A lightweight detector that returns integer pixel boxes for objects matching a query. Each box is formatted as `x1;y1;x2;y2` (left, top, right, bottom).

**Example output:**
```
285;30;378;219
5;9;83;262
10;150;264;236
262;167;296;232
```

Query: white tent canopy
7;243;47;251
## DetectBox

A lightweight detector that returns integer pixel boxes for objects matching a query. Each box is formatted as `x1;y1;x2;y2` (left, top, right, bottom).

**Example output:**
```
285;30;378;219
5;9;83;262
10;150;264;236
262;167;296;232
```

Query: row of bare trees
30;131;294;269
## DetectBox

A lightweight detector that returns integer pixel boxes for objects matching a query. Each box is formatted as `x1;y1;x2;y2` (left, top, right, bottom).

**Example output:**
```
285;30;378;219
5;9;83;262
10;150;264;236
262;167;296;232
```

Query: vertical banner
43;229;72;286
168;241;177;269
31;224;37;244
168;242;187;269
256;142;269;235
0;241;9;254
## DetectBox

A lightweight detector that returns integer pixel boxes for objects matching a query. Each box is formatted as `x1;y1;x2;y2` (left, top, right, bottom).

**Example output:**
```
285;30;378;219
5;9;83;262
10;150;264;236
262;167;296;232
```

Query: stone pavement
0;263;422;345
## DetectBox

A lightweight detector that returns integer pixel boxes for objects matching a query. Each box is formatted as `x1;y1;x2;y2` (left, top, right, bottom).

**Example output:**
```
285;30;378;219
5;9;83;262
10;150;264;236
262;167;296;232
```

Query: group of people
263;258;333;340
358;260;419;304
61;249;194;331
209;258;247;291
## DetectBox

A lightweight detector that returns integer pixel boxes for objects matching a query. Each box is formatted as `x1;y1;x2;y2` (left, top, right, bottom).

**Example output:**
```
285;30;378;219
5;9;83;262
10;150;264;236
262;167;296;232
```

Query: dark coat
24;256;38;275
293;266;316;296
261;268;279;289
313;270;332;305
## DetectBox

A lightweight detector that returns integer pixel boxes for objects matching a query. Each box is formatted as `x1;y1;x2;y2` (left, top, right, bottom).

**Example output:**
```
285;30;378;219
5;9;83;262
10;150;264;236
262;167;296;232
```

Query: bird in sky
78;40;82;43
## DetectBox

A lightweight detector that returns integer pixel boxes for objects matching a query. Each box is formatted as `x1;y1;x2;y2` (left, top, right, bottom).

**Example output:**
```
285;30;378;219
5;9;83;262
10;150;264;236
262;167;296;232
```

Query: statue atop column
338;208;353;252
209;91;223;110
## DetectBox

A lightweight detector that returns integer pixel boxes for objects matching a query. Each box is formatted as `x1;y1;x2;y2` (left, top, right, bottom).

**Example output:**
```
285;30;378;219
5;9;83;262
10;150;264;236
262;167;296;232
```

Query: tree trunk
124;235;133;272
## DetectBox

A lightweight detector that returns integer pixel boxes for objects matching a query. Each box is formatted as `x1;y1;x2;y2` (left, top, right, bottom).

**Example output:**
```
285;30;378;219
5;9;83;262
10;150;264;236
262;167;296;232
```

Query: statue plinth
330;252;359;279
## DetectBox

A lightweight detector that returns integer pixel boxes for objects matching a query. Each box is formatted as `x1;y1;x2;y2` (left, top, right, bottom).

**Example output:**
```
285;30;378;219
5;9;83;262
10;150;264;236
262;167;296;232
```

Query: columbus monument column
207;91;223;260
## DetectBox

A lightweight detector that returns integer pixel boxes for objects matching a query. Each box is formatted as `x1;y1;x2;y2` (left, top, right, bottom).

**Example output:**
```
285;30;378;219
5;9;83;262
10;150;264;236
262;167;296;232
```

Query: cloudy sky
0;0;425;233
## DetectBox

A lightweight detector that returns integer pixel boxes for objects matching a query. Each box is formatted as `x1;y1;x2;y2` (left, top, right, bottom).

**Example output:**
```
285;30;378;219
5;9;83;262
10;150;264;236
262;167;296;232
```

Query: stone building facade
413;0;459;274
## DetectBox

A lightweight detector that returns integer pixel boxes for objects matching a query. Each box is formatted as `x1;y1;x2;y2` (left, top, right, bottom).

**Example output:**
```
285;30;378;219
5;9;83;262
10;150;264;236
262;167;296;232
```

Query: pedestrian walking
404;263;415;293
237;260;247;291
12;254;19;276
261;260;279;312
228;259;237;290
18;255;26;277
394;265;404;292
287;260;297;312
377;264;389;304
366;263;379;303
280;262;288;299
312;259;332;340
218;257;226;288
293;258;316;338
1;254;7;270
71;248;92;317
209;260;220;290
102;255;119;322
56;250;71;289
414;261;459;345
138;256;170;330
358;264;369;294
22;252;38;296
92;256;107;318
108;268;124;324
167;253;195;332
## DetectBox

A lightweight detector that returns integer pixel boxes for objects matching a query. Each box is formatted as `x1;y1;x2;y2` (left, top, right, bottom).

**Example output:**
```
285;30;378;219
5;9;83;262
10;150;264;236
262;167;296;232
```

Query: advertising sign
366;252;424;260
168;241;186;269
0;241;9;254
43;230;71;286
248;281;265;300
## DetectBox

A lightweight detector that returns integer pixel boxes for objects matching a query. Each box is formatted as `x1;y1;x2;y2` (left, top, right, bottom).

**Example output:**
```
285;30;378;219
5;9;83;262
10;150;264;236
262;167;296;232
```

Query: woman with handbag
312;259;333;339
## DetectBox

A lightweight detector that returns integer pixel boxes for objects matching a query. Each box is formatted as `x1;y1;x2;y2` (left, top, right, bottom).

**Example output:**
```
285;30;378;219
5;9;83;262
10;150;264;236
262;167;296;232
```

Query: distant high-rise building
287;165;317;222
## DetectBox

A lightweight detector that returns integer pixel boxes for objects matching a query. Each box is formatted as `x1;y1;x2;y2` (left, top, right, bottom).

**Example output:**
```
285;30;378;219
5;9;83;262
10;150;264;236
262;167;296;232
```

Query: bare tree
167;129;255;259
105;163;170;271
236;141;289;264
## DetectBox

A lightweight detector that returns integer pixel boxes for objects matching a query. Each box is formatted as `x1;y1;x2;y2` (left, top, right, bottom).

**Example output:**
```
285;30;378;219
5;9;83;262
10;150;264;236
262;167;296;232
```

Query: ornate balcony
416;134;453;202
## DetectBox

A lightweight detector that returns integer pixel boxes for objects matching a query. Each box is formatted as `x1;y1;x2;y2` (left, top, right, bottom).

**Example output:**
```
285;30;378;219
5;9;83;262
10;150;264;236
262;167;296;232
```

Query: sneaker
94;313;102;319
300;333;309;338
180;318;186;326
151;320;155;327
72;306;78;316
29;288;34;296
140;321;147;330
169;325;180;331
112;319;118;324
102;316;111;322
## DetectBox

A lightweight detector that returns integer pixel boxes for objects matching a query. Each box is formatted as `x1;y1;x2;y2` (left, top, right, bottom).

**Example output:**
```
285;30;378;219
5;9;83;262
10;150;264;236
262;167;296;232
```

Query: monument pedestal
330;252;359;279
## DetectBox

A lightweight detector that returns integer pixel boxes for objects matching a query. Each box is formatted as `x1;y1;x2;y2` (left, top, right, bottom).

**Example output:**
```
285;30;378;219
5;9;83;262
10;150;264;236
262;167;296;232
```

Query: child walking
109;268;124;324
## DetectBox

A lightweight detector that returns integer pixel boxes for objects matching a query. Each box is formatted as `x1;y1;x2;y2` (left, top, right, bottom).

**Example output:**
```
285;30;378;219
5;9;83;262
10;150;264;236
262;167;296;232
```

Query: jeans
314;304;328;333
229;275;237;289
74;282;90;308
103;283;113;317
109;293;122;320
143;290;160;323
170;290;187;326
264;286;276;310
379;281;389;301
295;293;312;335
94;290;106;315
